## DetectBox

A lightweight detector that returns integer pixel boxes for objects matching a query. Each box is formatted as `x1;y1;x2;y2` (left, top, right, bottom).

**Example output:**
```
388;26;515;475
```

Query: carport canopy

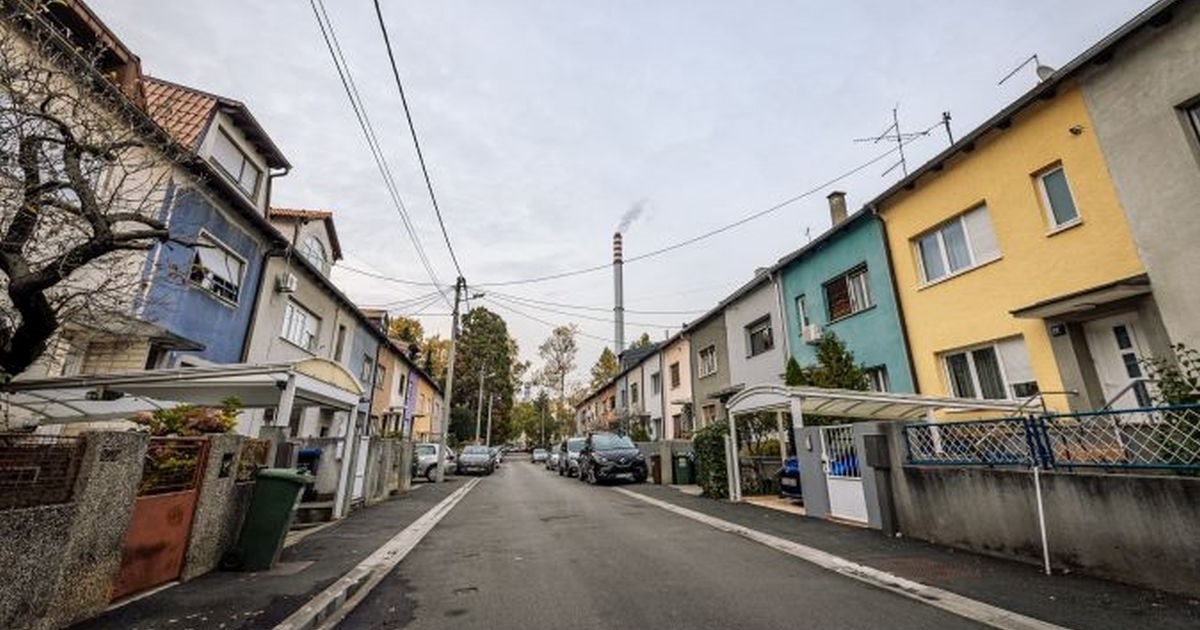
725;384;1025;422
2;358;366;424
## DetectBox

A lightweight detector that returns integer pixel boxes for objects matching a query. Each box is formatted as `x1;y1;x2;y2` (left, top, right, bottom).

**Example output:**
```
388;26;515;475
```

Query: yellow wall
879;83;1144;411
412;377;439;440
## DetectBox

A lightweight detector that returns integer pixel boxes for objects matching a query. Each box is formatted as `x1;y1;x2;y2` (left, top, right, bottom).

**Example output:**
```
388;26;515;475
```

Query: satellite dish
1035;63;1056;81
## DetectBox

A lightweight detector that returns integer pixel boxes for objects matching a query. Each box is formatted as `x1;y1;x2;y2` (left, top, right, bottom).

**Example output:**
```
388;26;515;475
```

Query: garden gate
820;424;867;523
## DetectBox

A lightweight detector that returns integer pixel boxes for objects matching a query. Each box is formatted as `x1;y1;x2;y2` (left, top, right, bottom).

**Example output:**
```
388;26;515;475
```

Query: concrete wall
182;434;248;581
689;312;730;426
292;437;344;498
795;426;830;519
880;424;1200;597
641;352;663;437
1081;3;1200;349
723;279;787;389
0;432;148;630
779;215;915;393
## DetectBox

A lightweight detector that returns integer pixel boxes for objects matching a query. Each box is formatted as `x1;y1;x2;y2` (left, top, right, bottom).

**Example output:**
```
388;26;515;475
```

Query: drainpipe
871;205;921;393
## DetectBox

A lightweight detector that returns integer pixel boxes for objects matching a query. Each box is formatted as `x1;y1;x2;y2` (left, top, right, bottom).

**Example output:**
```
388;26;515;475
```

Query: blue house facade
777;201;914;393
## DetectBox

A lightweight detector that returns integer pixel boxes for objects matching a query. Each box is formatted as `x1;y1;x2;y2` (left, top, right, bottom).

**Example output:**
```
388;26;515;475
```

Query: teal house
776;193;914;393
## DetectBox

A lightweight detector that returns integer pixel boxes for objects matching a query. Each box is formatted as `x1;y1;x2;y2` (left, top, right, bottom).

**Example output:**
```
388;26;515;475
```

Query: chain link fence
902;404;1200;472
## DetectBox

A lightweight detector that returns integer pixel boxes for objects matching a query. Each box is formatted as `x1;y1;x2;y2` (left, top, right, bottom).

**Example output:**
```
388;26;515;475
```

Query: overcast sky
93;0;1148;384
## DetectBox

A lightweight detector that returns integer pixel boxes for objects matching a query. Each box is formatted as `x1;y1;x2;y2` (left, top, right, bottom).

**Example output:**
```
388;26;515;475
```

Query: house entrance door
1083;313;1151;408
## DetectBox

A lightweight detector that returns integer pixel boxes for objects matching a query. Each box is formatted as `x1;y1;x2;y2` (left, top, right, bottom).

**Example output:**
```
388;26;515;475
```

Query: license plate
781;478;798;487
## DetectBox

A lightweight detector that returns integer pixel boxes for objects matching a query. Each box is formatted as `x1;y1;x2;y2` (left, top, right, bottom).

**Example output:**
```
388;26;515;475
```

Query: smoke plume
617;200;647;233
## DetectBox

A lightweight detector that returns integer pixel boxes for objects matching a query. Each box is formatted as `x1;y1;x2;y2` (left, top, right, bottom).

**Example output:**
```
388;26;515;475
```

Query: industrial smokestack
613;231;624;354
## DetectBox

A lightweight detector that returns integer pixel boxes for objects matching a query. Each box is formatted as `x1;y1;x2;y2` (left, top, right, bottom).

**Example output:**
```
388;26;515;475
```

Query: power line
487;293;680;329
334;262;448;287
310;0;452;307
483;297;611;344
474;137;923;287
486;289;706;316
372;0;464;279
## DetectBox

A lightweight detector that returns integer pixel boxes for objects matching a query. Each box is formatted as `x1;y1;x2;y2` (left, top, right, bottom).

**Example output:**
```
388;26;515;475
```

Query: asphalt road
340;455;986;630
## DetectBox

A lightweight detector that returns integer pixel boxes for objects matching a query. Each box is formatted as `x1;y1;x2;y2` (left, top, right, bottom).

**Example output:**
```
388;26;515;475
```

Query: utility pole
474;365;486;444
435;277;464;482
540;395;546;448
485;395;494;448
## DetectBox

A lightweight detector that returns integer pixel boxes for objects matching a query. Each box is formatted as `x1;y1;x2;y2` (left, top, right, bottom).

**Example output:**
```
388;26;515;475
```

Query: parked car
558;437;585;477
778;457;802;500
457;445;495;476
531;448;549;463
578;432;647;484
415;443;455;482
490;446;504;465
546;450;560;470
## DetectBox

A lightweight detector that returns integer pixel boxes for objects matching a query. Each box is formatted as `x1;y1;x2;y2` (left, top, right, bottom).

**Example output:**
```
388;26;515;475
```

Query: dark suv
578;432;647;484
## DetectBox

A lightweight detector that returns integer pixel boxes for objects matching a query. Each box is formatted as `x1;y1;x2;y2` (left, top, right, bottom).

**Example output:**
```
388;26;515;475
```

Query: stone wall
880;423;1200;597
181;434;247;581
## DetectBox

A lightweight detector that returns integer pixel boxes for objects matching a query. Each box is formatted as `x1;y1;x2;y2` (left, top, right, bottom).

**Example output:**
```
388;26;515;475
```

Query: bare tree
0;12;185;377
537;324;578;432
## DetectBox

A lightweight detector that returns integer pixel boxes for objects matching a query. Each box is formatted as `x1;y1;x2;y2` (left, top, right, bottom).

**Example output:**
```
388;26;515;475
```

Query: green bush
693;420;729;499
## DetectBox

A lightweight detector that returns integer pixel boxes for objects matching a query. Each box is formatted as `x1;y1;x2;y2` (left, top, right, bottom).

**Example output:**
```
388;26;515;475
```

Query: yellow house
410;374;443;442
874;75;1173;412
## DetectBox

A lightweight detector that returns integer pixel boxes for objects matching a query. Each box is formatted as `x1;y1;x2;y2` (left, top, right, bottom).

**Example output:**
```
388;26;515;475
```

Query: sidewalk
626;484;1200;630
74;479;461;630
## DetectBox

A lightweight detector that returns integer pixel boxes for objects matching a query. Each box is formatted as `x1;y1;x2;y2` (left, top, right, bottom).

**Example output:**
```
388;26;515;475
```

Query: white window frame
941;342;1013;401
745;315;774;357
914;206;998;285
698;345;718;378
189;230;245;306
360;354;374;385
795;295;808;329
281;300;320;351
210;127;263;200
650;372;661;395
301;235;330;275
1036;164;1081;231
824;265;873;322
864;366;890;393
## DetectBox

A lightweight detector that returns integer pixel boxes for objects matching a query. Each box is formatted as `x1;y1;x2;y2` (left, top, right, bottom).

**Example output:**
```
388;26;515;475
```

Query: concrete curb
273;478;480;630
615;486;1070;630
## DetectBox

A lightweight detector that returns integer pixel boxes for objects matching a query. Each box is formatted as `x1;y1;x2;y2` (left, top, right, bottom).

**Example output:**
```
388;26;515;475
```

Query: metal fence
903;404;1200;472
0;433;86;510
139;438;207;496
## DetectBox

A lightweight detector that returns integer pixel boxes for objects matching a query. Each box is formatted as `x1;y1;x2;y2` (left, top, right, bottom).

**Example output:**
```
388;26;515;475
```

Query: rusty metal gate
111;437;209;601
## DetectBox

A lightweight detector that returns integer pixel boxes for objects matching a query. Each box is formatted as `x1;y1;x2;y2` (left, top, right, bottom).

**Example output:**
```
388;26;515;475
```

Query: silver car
456;445;495;475
546;450;560;470
415;443;455;482
558;437;585;477
531;448;549;463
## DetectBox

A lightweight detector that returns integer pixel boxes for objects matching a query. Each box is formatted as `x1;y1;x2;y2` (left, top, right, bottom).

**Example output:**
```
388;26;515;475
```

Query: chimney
827;191;848;226
613;232;625;353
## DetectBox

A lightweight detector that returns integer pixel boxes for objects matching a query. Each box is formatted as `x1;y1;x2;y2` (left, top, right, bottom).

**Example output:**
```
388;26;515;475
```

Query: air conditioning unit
276;272;298;293
802;324;823;345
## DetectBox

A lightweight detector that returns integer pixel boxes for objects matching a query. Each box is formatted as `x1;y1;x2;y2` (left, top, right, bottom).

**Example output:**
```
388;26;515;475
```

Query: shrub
133;396;243;436
1141;344;1200;405
693;420;729;498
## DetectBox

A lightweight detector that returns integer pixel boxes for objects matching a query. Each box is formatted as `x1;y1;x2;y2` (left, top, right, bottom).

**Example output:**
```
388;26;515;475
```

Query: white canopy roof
3;358;365;424
725;384;1025;421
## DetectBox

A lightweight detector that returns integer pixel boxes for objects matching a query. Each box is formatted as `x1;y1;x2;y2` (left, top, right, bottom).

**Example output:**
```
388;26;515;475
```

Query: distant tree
628;332;654;350
420;334;451;385
538;324;578;428
453;307;517;443
590;347;619;389
388;315;424;345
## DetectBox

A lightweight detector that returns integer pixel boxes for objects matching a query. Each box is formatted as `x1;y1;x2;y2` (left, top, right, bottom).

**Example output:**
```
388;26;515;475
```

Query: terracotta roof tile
268;207;343;260
143;77;217;150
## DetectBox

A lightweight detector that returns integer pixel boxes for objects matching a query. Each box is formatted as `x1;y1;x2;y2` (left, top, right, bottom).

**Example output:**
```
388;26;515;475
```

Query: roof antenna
853;104;930;177
998;54;1056;86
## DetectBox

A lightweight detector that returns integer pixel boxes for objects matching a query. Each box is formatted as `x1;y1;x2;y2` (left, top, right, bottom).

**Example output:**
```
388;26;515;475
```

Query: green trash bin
673;453;695;485
225;468;311;571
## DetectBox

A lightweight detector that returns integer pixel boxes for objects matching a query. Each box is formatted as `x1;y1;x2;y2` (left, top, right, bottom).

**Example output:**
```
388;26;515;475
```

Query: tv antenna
998;53;1056;86
854;105;930;177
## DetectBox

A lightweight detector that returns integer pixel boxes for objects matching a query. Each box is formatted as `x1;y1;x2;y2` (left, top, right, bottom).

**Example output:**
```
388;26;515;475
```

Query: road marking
614;487;1069;630
275;478;481;630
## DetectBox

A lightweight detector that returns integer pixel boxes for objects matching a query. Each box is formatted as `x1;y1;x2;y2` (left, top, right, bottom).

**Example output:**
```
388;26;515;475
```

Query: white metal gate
821;424;868;523
351;435;370;500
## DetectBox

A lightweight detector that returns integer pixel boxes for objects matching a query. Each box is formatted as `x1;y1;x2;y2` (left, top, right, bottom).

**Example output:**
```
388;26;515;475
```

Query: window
698;345;718;378
398;372;408;396
1036;165;1080;229
1187;102;1200;141
651;372;661;395
864;366;890;393
701;404;717;426
631;382;639;405
189;232;244;304
210;128;262;199
375;365;386;390
745;316;774;357
360;354;374;384
281;300;320;350
795;295;808;328
824;266;872;321
301;236;329;275
669;362;681;389
915;205;1000;283
334;325;347;362
942;337;1037;400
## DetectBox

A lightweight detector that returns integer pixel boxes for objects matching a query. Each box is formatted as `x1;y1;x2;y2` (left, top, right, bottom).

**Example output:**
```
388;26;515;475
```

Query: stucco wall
723;279;787;388
140;184;269;365
641;352;664;435
1081;4;1200;349
878;84;1145;411
243;256;346;366
661;336;691;438
689;312;730;425
780;216;915;392
182;434;247;581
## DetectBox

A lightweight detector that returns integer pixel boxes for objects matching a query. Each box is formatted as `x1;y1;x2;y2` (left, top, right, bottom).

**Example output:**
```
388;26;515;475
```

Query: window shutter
963;205;1000;262
997;336;1036;391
